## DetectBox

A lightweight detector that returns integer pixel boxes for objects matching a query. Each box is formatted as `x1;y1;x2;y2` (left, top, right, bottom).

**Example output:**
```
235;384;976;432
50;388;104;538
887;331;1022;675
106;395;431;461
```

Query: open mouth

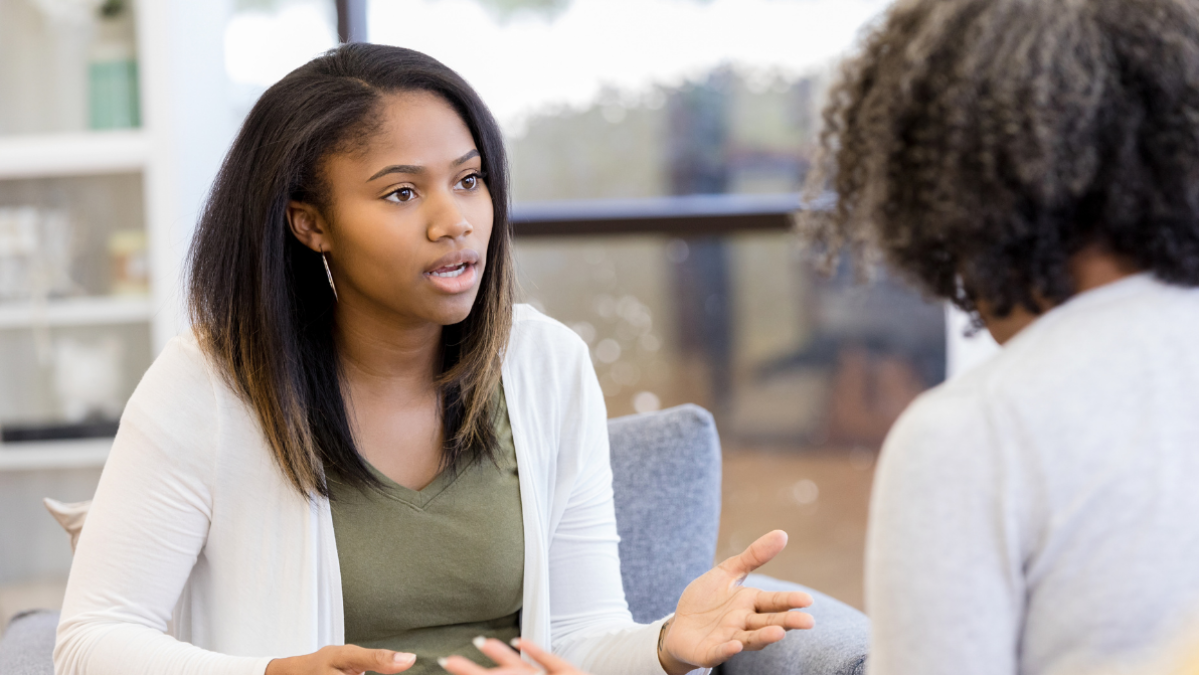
428;262;472;278
423;250;480;292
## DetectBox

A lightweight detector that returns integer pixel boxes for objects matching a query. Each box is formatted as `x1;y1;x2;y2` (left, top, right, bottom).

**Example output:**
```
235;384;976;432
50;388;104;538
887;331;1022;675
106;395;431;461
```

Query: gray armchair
609;404;869;675
0;404;868;675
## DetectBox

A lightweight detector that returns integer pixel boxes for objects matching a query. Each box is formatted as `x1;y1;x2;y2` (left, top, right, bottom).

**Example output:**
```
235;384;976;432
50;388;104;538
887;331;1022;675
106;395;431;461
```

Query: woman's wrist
656;618;694;675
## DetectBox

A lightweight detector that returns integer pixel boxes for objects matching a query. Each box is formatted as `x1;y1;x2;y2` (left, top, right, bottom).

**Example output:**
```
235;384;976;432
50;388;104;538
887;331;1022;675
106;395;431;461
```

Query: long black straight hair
188;44;515;497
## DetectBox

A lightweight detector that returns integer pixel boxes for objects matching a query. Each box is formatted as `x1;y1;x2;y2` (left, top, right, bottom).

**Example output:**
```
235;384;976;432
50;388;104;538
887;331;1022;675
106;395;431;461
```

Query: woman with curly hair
800;0;1199;673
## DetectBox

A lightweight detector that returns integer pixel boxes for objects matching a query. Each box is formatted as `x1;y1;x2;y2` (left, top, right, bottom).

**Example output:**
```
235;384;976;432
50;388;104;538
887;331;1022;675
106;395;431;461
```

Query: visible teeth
431;263;467;278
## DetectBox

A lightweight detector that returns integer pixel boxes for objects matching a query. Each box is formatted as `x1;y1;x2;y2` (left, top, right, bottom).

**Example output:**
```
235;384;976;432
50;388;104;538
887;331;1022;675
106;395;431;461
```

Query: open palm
442;531;814;675
660;530;814;673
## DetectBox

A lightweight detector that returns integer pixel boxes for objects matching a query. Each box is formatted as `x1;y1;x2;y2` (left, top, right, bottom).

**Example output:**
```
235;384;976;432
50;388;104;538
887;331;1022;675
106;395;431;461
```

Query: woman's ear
286;201;331;253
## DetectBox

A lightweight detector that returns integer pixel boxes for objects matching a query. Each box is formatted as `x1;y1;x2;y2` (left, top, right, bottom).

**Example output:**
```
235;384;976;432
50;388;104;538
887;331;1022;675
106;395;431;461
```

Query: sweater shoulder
122;331;234;439
508;303;590;359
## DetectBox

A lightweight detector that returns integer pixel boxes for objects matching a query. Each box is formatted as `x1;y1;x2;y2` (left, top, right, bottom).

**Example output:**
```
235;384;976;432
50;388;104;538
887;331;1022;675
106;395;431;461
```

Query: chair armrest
721;575;869;675
0;610;58;675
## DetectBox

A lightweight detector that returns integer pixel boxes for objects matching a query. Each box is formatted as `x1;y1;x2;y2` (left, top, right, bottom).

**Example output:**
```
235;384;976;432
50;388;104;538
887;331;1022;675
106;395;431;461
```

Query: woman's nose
426;190;473;241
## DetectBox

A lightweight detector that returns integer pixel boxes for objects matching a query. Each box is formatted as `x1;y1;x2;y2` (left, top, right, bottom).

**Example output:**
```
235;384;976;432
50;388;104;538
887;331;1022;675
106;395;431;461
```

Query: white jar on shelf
0;207;38;301
53;334;125;423
0;205;80;302
39;207;79;298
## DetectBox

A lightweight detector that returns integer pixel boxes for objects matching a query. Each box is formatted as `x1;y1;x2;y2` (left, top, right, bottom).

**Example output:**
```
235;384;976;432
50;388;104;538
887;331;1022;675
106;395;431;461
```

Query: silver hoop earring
321;251;338;301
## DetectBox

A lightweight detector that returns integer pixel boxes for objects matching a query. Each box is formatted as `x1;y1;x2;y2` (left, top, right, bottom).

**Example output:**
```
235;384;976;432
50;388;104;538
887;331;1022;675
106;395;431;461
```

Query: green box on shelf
89;60;140;130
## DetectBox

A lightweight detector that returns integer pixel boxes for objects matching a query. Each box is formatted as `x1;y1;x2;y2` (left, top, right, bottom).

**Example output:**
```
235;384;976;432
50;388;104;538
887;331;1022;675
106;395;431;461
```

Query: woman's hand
439;637;589;675
265;645;417;675
659;530;814;675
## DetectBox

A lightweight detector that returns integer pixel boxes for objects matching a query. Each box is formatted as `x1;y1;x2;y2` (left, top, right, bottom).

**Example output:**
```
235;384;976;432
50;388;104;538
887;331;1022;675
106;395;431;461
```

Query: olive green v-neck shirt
328;389;524;675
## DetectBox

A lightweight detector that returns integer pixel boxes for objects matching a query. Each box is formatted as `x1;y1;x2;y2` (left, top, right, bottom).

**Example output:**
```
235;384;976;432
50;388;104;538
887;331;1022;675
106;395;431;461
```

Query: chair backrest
608;405;871;675
607;404;722;624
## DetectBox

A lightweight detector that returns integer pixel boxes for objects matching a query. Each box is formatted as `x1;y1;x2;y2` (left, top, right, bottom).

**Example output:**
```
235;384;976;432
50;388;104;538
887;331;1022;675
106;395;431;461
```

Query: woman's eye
459;174;480;190
386;187;415;203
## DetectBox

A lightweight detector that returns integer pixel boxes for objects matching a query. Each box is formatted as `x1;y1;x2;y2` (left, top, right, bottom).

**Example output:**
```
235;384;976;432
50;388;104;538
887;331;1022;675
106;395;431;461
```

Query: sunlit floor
718;447;877;611
0;577;64;632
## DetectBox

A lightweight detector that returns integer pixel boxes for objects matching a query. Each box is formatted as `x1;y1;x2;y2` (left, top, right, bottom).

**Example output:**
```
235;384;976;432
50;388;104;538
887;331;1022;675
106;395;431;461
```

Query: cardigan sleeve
536;322;702;675
54;337;272;675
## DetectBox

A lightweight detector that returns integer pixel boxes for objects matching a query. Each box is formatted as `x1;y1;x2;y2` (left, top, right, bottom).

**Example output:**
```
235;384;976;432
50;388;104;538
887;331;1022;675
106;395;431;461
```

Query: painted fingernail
394;652;415;664
510;638;521;649
437;657;449;668
472;636;487;649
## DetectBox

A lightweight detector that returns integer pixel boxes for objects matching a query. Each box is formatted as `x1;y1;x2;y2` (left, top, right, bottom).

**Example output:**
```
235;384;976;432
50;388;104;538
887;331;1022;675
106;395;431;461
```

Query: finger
745;611;816;632
718;530;788;578
472;637;527;668
752;590;813;613
331;645;416;674
512;638;579;673
732;626;788;651
702;640;743;666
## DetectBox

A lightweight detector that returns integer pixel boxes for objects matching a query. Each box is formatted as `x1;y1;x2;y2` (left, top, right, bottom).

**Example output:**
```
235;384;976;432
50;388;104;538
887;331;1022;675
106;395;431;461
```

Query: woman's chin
425;298;478;327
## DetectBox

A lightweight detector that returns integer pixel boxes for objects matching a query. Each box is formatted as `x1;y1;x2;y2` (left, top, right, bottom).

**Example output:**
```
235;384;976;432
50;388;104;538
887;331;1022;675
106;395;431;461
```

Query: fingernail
437;657;449;668
472;636;487;649
395;652;415;664
509;638;521;649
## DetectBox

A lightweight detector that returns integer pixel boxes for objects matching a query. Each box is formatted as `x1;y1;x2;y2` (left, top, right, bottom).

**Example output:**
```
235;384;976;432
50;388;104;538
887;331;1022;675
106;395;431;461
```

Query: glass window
224;0;339;121
373;0;935;609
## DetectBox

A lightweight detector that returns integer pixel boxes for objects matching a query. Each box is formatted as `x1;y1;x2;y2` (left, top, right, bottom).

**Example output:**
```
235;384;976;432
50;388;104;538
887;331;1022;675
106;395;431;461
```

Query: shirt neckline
364;460;461;511
1005;272;1157;348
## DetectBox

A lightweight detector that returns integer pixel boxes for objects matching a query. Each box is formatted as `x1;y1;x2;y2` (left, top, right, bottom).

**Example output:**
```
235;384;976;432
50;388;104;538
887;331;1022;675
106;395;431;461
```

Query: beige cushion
43;498;90;553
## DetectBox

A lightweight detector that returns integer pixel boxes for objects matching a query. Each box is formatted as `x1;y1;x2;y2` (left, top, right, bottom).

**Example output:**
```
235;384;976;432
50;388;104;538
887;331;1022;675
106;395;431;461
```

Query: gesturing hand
439;637;589;675
265;644;416;675
659;530;814;674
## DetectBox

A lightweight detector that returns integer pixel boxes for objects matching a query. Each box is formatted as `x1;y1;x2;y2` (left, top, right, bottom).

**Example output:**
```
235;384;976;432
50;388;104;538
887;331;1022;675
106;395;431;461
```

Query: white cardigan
55;305;670;675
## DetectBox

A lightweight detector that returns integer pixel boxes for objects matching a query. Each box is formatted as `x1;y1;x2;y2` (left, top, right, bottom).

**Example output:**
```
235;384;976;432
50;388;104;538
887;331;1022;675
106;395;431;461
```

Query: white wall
945;304;1001;379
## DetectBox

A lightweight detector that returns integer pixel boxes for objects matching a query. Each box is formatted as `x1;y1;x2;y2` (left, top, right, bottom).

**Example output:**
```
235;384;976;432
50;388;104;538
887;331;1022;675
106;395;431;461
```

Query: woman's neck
979;245;1142;345
332;296;448;492
334;299;442;395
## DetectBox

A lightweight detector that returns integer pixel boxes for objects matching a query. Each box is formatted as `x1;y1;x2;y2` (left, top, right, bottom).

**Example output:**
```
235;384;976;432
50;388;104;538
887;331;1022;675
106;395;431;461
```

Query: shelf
0;130;150;180
0;438;110;471
0;296;154;330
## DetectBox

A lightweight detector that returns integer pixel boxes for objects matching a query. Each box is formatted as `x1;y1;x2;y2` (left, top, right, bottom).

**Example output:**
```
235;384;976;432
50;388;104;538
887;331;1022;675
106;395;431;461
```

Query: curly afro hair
801;0;1199;318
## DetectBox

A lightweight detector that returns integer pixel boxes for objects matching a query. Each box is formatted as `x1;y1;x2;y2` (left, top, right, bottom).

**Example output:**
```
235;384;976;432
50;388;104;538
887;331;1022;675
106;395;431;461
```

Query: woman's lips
423;249;481;294
424;261;478;294
425;249;480;273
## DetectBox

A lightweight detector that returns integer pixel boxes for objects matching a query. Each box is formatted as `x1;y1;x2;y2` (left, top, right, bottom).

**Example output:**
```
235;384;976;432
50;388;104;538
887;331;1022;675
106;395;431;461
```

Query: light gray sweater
866;274;1199;675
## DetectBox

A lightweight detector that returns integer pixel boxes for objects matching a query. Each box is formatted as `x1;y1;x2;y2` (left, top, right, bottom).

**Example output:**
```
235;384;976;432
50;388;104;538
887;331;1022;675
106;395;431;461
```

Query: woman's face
288;90;494;327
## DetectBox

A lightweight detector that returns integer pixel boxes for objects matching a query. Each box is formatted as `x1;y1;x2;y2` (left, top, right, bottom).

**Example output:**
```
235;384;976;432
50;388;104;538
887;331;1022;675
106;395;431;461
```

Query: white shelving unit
0;439;111;472
0;0;235;593
0;130;150;180
0;296;154;330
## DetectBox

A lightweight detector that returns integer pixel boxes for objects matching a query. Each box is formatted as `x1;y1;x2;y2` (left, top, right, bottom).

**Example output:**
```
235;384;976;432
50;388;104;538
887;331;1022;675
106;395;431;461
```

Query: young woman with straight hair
53;44;813;675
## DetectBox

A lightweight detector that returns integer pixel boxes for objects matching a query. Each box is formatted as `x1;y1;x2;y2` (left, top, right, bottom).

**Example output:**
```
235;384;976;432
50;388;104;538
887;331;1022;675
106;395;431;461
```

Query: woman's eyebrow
452;149;480;166
367;164;423;182
366;150;481;183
